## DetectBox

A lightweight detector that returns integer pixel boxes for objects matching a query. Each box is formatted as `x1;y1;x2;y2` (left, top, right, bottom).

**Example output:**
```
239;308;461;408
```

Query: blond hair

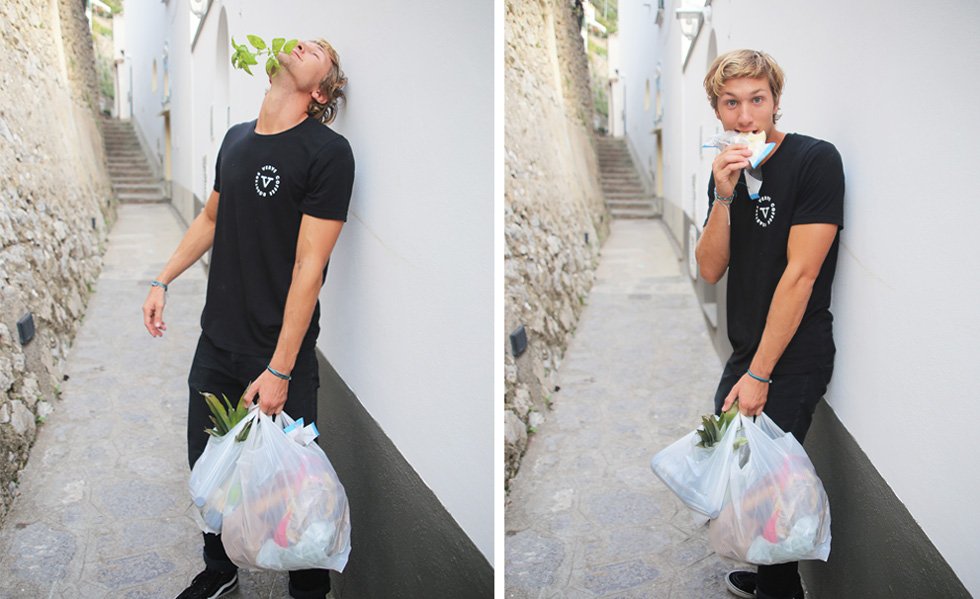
704;49;785;122
308;39;347;125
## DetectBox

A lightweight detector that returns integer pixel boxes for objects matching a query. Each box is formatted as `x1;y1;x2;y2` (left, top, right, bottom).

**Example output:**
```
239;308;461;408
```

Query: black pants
187;333;330;599
712;362;833;599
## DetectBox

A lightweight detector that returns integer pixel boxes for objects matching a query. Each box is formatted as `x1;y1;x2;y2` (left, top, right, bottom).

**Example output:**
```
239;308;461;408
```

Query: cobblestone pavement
506;219;749;598
0;205;307;598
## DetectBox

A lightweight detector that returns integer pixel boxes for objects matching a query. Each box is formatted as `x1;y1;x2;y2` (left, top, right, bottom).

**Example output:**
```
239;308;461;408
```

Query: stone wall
0;0;114;523
504;0;609;483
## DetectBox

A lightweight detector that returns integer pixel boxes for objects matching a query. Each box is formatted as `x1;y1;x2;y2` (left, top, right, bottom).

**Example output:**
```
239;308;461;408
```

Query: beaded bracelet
151;280;169;292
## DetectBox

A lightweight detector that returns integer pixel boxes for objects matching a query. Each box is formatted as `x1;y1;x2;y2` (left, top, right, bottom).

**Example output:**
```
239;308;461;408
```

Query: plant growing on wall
231;35;298;77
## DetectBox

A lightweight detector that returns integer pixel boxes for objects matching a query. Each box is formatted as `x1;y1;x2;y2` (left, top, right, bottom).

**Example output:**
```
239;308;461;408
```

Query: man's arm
142;190;220;337
696;144;752;282
244;214;345;414
721;223;839;415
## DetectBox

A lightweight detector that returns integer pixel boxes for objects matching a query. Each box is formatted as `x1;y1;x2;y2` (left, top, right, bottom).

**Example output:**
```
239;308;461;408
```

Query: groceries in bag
708;413;831;564
188;392;257;533
220;411;351;572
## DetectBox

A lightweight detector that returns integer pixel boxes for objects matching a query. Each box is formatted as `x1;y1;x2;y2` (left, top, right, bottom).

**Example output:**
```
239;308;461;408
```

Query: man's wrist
150;279;169;292
266;364;292;381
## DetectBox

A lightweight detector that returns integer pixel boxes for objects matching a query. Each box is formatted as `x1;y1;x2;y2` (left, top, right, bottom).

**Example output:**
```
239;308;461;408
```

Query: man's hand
142;286;167;337
712;144;753;198
243;368;289;415
722;373;769;416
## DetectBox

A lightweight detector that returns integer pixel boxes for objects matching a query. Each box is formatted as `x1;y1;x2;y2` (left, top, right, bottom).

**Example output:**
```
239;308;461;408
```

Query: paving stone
0;520;76;582
96;551;177;589
506;529;566;590
579;559;662;595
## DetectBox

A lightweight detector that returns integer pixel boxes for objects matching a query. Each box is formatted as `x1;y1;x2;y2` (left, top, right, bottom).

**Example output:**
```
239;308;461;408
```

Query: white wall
119;0;493;565
307;3;494;563
616;4;661;184
640;0;980;592
119;1;167;174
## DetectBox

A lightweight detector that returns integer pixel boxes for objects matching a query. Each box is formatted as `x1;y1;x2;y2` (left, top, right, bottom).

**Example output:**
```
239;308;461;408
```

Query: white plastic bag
708;413;831;564
188;408;259;534
650;417;743;518
221;411;352;572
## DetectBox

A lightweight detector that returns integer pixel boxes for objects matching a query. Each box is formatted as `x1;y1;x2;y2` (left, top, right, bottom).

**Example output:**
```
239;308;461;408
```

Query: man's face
278;40;333;98
714;76;779;137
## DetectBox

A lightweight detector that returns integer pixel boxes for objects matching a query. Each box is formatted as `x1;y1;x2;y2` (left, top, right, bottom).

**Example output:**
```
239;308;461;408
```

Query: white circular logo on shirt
254;165;280;197
755;196;776;227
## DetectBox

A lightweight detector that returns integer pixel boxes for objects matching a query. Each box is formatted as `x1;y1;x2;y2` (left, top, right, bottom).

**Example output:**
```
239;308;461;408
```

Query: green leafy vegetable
231;34;299;77
202;388;253;442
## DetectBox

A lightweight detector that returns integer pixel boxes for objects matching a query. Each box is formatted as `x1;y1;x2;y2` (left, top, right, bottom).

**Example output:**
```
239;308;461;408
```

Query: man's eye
726;100;737;108
752;97;764;104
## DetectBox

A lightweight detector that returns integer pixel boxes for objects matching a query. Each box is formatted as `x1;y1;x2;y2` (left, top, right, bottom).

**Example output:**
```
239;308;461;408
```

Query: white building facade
113;1;493;594
618;1;980;596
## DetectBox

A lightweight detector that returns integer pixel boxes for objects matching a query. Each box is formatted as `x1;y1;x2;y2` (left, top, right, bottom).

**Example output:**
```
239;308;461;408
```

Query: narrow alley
505;219;746;598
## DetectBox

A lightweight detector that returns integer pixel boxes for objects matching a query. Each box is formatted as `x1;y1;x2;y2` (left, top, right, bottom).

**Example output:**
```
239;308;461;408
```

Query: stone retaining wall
0;0;114;523
504;0;609;484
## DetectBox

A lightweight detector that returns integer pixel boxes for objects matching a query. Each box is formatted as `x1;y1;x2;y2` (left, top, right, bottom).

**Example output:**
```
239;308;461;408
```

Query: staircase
596;136;660;219
101;119;168;204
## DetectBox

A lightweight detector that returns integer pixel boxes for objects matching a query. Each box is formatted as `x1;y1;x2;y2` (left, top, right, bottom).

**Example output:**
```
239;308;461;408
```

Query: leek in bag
188;399;259;534
650;402;742;518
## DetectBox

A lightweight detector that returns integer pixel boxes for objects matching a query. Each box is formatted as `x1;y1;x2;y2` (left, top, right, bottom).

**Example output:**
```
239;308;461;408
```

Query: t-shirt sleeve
704;176;716;227
792;141;844;229
213;145;223;193
301;138;355;221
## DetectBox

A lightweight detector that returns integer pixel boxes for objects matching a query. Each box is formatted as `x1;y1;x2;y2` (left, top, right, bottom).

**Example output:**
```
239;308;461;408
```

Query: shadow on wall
315;354;493;599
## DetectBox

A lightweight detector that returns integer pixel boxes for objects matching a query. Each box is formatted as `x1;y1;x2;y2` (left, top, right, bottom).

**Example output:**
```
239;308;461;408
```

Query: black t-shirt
706;133;844;375
202;117;354;356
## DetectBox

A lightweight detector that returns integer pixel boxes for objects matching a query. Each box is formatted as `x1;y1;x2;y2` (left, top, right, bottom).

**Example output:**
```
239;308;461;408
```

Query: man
141;39;354;599
695;49;844;599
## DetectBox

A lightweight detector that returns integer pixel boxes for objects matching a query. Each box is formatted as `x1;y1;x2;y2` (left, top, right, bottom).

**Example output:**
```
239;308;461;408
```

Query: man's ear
311;87;328;105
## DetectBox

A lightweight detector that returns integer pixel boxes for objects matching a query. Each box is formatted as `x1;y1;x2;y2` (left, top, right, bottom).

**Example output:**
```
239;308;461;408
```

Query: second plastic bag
220;411;352;572
189;408;259;534
708;413;831;564
650;414;741;518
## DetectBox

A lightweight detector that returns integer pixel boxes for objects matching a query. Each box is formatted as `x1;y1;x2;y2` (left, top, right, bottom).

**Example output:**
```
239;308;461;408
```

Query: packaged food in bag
708;413;831;564
188;408;259;533
221;411;351;572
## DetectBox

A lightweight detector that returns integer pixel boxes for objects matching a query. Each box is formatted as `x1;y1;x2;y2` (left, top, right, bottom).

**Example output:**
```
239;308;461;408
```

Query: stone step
109;168;153;177
113;182;164;194
116;191;168;203
106;152;147;160
106;161;150;168
598;160;635;168
604;190;657;200
110;175;158;184
607;198;656;210
610;206;660;219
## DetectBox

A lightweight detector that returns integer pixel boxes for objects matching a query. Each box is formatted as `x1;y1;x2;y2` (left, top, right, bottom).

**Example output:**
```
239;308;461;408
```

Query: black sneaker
726;569;806;599
725;570;757;598
175;568;238;599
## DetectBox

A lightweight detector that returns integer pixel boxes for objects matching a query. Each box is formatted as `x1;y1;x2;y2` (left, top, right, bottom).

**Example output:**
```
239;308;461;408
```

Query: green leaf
247;34;266;50
272;37;285;55
282;39;298;55
242;52;258;66
266;56;279;77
